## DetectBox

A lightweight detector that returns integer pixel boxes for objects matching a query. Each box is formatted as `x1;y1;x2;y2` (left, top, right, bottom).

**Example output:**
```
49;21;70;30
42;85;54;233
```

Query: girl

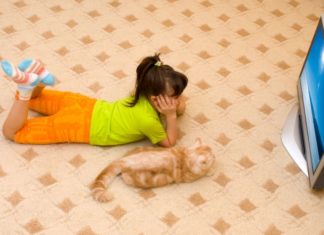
1;54;188;147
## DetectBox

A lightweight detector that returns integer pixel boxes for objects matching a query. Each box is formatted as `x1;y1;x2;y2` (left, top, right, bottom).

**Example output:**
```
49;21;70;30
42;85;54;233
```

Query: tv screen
298;15;324;188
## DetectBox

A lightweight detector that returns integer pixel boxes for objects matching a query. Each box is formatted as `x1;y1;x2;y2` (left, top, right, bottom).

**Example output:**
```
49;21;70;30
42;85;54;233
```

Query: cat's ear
193;138;202;147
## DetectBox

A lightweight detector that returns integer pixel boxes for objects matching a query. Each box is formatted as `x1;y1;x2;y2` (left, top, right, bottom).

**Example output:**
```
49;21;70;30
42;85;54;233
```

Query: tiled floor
0;0;324;234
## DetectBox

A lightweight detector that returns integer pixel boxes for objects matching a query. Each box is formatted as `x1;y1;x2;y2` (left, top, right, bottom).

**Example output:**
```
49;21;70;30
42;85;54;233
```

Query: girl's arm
159;113;177;147
154;95;178;147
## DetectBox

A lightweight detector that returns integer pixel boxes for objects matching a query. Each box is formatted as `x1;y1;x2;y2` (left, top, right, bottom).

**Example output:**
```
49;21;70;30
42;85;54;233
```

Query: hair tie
154;61;162;67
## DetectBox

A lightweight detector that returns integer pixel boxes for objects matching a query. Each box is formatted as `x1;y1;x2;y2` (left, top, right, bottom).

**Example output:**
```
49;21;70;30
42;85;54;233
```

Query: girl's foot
18;59;55;86
1;60;40;100
1;60;39;86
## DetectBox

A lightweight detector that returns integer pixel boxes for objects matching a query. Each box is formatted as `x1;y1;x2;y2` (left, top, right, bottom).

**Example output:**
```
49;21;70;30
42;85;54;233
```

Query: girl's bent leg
2;99;29;140
1;59;57;141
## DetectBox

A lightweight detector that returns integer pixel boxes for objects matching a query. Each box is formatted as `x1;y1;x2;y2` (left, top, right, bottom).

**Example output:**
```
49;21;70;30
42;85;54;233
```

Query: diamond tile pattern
0;0;324;234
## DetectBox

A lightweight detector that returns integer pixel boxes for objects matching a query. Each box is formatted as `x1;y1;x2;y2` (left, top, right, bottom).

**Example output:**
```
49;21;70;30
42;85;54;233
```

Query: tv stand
281;103;308;176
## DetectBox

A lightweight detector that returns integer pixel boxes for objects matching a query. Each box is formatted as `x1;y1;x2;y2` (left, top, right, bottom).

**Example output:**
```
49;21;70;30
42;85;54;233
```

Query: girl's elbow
158;138;176;148
166;142;176;148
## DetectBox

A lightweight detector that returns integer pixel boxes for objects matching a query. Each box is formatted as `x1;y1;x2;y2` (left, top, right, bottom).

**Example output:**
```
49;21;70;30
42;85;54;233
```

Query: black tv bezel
298;15;324;189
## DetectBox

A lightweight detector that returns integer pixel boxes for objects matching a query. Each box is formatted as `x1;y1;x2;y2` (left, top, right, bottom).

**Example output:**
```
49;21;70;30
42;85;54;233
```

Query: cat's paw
92;189;114;203
98;192;114;203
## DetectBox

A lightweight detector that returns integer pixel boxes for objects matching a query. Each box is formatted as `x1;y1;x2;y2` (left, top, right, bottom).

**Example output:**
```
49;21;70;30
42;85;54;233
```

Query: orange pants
14;90;96;144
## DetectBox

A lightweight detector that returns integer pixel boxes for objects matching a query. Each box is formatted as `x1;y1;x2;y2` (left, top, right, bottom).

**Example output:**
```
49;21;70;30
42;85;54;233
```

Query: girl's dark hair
128;54;188;107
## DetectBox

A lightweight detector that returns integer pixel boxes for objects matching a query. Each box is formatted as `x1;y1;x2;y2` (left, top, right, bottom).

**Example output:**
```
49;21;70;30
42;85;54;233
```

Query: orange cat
91;138;215;202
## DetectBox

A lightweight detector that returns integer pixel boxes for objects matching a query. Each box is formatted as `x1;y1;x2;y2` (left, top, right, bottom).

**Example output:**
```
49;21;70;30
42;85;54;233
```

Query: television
282;15;324;189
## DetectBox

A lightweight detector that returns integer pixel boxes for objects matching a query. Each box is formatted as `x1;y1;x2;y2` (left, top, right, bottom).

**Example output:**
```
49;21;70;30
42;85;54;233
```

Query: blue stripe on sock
1;60;14;77
41;74;55;86
18;59;33;72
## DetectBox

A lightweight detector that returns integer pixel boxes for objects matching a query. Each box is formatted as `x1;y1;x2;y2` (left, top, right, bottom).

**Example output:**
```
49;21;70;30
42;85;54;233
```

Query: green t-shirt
89;96;167;146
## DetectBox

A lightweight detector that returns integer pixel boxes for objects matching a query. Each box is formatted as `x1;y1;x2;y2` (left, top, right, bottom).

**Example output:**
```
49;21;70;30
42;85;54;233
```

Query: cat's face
186;138;215;175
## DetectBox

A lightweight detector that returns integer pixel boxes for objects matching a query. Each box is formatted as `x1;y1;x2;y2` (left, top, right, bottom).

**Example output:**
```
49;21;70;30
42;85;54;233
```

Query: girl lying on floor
1;54;188;148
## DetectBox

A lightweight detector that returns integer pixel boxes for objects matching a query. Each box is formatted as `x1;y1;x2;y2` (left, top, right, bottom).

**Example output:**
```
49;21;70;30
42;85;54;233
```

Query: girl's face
149;83;177;111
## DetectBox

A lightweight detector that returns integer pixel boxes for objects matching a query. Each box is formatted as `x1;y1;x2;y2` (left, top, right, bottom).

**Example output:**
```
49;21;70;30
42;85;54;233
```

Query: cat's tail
91;161;122;203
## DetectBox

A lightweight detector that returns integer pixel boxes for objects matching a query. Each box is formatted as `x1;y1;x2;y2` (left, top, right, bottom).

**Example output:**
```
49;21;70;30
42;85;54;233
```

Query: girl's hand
156;95;178;147
155;95;178;117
